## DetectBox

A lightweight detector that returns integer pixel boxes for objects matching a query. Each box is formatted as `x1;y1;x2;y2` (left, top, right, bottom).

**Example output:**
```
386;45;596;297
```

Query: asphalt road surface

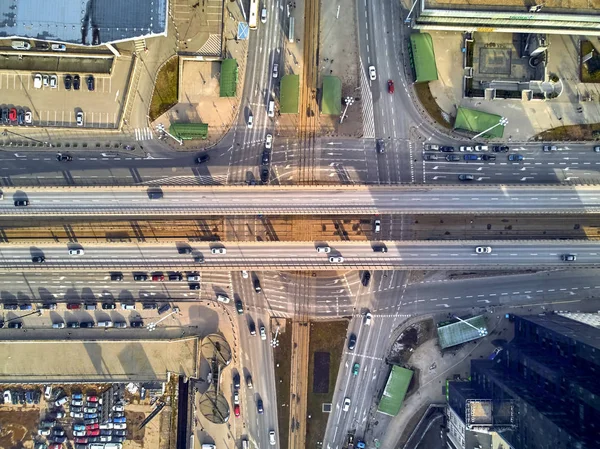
5;186;600;216
2;241;599;270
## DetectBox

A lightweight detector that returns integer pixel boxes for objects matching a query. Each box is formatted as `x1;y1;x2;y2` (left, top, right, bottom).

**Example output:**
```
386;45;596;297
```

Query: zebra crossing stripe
359;59;375;139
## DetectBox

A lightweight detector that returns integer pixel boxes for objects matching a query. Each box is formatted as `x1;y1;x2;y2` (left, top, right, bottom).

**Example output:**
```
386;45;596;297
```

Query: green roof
454;108;505;138
169;123;209;140
220;59;238;98
409;34;438;83
378;366;413;416
280;74;299;114
437;315;488;349
321;76;341;115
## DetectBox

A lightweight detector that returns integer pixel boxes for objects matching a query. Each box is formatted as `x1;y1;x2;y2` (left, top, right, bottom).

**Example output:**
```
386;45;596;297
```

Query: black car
110;273;123;281
445;154;460;162
17;109;24;125
189;283;200;290
249;321;256;335
14;199;29;206
102;303;116;310
114;430;126;437
439;146;455;152
130;321;144;328
235;299;244;314
36;42;49;50
562;254;577;262
1;108;8;123
157;304;171;314
233;373;240;389
147;189;163;199
32;255;45;263
67;321;80;328
260;168;269;183
134;274;148;281
3;304;17;310
73;75;80;90
79;322;95;328
8;322;23;329
56;153;73;161
87;75;94;91
362;271;371;286
262;150;270;165
142;303;157;310
168;273;183;281
196;154;210;164
492;145;509;153
64;74;72;90
458;174;474;181
481;154;496;161
257;398;264;414
348;333;357;350
376;139;385;153
178;247;192;254
253;278;262;293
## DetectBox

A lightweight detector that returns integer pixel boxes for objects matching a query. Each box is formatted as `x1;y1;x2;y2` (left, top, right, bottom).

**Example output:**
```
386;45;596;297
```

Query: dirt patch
535;122;600;141
388;319;435;366
273;319;292;449
125;411;147;442
150;57;179;122
414;83;453;130
0;409;38;449
312;352;330;393
306;320;348;449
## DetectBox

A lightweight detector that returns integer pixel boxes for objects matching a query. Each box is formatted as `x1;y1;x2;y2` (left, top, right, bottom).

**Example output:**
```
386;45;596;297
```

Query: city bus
249;0;259;29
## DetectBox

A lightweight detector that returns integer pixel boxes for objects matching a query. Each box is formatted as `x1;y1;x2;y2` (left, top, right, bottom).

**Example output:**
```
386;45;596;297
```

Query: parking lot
0;57;132;129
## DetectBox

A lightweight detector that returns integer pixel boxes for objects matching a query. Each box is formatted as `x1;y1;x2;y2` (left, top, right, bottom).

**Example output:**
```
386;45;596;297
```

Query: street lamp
472;117;508;140
340;96;354;124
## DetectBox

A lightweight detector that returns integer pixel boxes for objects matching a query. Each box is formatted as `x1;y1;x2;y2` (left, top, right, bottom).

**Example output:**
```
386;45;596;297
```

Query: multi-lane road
1;241;599;270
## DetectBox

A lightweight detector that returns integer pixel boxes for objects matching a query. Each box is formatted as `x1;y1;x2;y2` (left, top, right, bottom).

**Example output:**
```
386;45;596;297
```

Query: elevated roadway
3;241;600;271
3;186;600;216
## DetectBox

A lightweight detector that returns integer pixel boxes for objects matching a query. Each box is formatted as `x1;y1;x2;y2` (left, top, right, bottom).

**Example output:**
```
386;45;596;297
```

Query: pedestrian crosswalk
134;39;147;54
360;59;375;139
142;174;229;186
134;127;154;141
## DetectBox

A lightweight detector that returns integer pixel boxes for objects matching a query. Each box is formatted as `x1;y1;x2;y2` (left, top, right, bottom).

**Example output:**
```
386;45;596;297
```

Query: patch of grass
306;320;348;449
149;57;179;121
581;41;600;83
536;122;600;141
414;83;453;130
274;319;292;449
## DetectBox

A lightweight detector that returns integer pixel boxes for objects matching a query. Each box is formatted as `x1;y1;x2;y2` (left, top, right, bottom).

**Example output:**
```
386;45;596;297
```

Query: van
11;41;31;50
267;101;275;117
121;303;135;310
201;445;216;449
97;321;113;328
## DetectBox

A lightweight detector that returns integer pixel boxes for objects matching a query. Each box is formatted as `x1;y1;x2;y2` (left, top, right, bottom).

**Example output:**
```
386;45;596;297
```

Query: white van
11;41;31;50
267;101;275;117
121;303;136;310
51;43;66;52
201;445;216;449
98;321;114;328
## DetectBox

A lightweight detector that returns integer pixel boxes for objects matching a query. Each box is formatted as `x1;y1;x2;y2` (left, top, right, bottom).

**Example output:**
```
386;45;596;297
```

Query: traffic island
273;318;293;449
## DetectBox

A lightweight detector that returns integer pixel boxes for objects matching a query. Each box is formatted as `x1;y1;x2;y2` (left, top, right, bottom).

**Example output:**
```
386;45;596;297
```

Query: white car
24;111;32;124
269;431;276;446
3;391;10;404
216;294;230;304
368;66;376;81
460;146;474;152
43;74;49;87
260;325;267;340
329;256;344;263
51;43;66;51
475;145;488;152
475;246;492;254
69;248;84;256
265;134;273;149
364;312;372;326
73;430;86;437
343;397;351;412
261;7;267;23
272;63;278;78
233;391;240;405
71;400;83;406
38;429;51;436
33;73;42;89
316;246;331;253
113;423;127;430
211;247;226;255
76;111;84;127
44;385;52;399
241;270;249;279
70;412;84;418
247;114;253;128
49;74;57;88
187;274;200;282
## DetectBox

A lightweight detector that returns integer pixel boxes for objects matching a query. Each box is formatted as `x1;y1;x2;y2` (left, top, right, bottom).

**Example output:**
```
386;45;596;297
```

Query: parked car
73;75;81;90
64;74;72;90
87;75;94;91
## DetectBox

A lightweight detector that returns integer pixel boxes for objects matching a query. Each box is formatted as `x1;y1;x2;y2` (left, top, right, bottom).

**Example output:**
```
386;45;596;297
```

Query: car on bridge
458;174;474;181
368;66;376;81
316;246;331;253
475;246;492;254
387;80;394;93
329;256;344;263
508;154;523;162
561;254;576;262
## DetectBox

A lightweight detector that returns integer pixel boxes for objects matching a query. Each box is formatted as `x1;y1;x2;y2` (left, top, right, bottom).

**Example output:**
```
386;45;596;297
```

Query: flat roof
438;315;488;349
0;0;168;46
454;108;505;138
0;338;198;383
377;366;413;416
424;0;600;13
409;34;438;83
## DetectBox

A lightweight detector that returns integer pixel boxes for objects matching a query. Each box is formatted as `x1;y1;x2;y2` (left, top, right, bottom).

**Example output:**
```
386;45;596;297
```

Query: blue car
73;424;85;431
19;304;32;310
508;154;523;161
72;393;83;400
464;154;478;161
84;413;97;419
113;416;126;423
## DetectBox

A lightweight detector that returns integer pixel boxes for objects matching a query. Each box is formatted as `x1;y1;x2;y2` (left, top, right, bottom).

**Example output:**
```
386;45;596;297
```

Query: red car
9;108;17;122
67;303;81;310
151;274;165;282
387;80;394;94
87;429;100;437
75;438;88;444
85;423;99;431
86;395;98;402
234;404;240;417
49;445;62;449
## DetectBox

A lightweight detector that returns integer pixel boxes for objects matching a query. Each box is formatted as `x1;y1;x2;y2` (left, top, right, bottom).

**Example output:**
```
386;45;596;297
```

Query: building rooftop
424;0;600;13
0;0;167;45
